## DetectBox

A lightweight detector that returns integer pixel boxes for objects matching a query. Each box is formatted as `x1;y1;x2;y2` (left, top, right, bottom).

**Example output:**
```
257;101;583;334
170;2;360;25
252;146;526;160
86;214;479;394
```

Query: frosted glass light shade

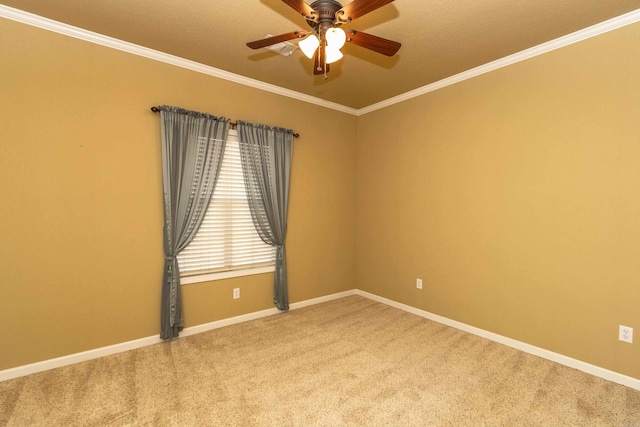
325;27;346;49
299;35;320;59
325;46;343;64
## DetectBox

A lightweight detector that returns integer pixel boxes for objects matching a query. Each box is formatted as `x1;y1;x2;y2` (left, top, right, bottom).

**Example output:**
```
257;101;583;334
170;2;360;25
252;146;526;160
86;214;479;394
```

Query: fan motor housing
308;0;343;27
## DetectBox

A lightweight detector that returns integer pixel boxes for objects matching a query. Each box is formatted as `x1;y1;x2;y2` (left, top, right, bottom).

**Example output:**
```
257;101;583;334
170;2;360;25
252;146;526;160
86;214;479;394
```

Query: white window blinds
177;130;276;279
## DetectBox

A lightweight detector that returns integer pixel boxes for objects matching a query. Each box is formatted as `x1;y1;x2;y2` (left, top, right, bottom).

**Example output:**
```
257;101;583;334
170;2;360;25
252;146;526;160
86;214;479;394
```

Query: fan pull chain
323;41;329;80
324;59;328;80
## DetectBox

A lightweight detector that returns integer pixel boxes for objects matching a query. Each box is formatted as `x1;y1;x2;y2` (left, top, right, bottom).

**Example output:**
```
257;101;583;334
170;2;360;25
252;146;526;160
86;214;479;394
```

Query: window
178;129;276;284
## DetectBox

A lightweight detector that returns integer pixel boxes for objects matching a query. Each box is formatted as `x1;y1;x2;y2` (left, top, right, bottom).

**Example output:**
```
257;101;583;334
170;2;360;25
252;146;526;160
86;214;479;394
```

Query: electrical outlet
233;288;240;299
619;325;633;343
416;278;422;289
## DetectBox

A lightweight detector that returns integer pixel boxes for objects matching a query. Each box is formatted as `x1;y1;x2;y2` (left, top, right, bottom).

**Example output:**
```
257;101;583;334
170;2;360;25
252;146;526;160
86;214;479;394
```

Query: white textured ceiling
2;0;640;109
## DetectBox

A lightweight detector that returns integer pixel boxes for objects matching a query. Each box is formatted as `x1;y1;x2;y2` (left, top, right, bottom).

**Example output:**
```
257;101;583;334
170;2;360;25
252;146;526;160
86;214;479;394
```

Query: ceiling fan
246;0;401;78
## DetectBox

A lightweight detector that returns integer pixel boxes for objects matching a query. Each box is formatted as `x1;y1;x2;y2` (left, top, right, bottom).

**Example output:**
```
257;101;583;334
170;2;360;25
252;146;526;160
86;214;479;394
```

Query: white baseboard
0;289;356;382
355;289;640;391
0;335;164;382
3;288;637;391
290;289;357;310
180;289;356;339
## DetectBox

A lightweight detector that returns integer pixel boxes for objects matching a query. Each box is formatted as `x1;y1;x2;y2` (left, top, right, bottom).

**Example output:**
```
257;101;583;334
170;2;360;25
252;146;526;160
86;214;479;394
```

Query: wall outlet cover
619;325;633;343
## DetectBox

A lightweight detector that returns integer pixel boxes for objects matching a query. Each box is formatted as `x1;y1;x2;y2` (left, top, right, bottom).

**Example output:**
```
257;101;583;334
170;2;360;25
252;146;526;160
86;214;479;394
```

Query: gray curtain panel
157;105;229;339
237;121;294;311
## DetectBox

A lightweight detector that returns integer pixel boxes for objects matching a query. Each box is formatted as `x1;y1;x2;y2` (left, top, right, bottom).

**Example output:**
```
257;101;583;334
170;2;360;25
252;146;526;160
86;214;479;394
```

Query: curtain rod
150;107;299;138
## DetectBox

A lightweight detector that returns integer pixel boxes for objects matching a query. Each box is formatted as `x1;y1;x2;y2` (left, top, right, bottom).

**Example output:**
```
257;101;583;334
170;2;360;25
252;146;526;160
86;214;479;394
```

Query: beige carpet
1;295;639;426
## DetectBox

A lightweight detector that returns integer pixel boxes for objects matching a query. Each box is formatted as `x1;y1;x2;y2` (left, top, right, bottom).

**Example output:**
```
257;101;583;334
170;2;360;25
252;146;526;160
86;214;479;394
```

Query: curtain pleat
157;105;228;339
237;121;294;310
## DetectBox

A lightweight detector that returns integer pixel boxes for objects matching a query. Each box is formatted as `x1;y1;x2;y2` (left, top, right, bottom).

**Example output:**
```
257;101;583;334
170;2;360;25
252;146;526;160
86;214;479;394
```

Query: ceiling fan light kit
299;34;320;58
325;45;343;64
247;0;401;79
325;27;346;49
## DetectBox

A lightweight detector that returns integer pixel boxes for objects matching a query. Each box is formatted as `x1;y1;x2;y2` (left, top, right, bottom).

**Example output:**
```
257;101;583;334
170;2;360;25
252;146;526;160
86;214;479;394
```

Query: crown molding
1;5;639;116
0;4;358;116
357;8;640;115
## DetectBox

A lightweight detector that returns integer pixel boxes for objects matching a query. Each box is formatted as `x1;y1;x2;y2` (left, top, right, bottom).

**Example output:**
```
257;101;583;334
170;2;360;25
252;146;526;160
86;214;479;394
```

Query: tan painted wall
356;23;640;379
2;13;639;382
0;19;356;370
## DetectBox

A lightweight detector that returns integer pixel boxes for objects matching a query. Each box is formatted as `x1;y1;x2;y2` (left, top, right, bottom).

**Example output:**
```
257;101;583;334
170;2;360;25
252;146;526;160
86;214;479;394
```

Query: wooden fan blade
345;29;401;56
313;44;329;75
246;31;309;49
336;0;394;23
282;0;316;20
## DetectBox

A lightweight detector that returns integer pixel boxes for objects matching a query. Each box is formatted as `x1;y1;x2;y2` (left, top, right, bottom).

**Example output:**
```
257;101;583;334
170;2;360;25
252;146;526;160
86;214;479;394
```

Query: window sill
180;266;275;285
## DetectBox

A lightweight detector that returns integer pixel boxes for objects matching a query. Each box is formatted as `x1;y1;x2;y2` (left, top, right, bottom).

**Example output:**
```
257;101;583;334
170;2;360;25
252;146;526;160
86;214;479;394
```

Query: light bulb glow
325;46;343;64
299;35;319;59
325;27;346;49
